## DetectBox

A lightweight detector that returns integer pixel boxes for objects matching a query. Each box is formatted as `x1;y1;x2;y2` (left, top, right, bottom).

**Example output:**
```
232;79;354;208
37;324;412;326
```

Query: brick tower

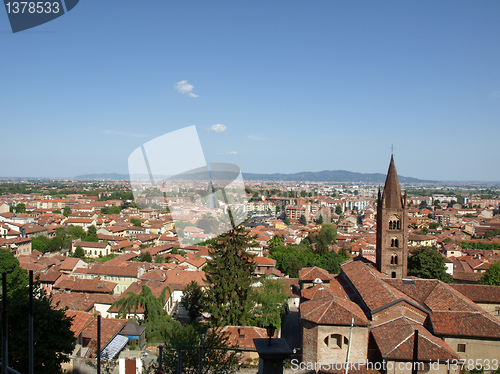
376;155;408;278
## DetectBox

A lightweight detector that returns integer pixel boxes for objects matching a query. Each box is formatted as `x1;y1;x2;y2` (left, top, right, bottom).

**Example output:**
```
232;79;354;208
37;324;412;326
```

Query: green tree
0;249;74;373
204;225;257;327
250;276;288;329
0;249;28;299
111;285;180;343
408;246;453;283
196;214;219;234
108;206;121;214
68;225;85;239
335;205;343;216
155;254;164;263
162;325;240;374
13;203;26;213
479;260;500;285
180;281;206;323
316;214;324;225
49;235;64;252
284;218;290;225
87;225;97;235
130;217;142;227
268;235;283;254
311;224;337;255
62;206;71;217
286;256;302;278
139;251;153;262
52;209;62;214
72;246;85;259
299;214;307;226
31;235;51;253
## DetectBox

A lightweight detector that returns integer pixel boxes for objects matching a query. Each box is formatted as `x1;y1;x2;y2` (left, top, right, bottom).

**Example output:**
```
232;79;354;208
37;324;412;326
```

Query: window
391;272;397;278
324;334;343;349
457;344;466;352
391;255;398;265
495;307;500;316
391;238;399;248
389;216;401;230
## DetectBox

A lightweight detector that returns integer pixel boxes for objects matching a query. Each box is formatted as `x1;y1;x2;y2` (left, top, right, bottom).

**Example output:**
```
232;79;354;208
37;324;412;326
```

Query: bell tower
376;155;408;278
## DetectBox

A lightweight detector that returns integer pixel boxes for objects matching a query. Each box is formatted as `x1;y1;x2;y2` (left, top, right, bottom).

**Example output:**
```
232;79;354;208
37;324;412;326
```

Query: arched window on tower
392;272;397;278
389;215;401;230
391;254;399;265
391;238;399;248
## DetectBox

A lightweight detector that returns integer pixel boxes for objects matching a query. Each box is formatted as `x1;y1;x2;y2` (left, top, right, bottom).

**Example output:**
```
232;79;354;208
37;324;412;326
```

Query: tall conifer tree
204;224;258;327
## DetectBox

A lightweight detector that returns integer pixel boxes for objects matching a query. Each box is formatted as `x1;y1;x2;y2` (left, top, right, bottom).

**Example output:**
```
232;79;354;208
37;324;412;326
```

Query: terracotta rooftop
371;317;459;361
65;310;93;337
299;266;334;282
53;276;117;294
450;284;500;303
217;326;267;349
300;295;369;326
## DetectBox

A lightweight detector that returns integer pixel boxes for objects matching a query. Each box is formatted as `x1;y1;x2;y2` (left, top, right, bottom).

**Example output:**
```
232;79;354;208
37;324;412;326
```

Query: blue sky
1;1;500;182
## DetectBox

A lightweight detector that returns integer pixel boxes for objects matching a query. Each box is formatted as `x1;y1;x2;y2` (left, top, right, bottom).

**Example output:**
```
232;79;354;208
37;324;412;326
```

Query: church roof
300;295;369;326
341;259;417;313
370;317;459;361
381;155;403;210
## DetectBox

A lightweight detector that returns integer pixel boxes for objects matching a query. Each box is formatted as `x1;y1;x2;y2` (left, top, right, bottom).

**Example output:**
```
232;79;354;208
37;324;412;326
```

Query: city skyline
1;1;500;181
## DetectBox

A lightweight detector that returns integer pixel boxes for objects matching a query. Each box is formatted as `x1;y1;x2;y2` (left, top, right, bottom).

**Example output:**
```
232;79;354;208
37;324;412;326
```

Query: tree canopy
204;225;257;327
111;285;180;343
479;260;500;286
249;276;288;329
162;325;240;374
181;281;206;323
0;249;75;373
408;246;453;283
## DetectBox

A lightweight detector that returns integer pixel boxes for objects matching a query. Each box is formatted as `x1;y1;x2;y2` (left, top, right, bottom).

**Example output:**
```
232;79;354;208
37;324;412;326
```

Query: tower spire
381;155;402;210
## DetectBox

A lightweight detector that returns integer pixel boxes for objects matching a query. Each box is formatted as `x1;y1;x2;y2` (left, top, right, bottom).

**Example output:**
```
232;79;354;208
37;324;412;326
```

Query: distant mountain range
74;170;431;183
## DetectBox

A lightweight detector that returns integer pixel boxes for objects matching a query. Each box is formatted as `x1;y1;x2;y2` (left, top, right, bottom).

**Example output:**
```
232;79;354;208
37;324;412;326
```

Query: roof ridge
385;318;414;356
362;261;399;300
317;299;334;323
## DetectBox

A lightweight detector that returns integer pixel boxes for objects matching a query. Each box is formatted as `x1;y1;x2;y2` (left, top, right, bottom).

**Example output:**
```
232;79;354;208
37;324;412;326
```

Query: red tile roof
300;295;369;326
299;267;334;282
371;317;459;361
450;284;500;303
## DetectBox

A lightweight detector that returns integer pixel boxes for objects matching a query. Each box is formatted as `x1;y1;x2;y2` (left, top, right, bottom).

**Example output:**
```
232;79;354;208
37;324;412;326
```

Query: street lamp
266;323;276;346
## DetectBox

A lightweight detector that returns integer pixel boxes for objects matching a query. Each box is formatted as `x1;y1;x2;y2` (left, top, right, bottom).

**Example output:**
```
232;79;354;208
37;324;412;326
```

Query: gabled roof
371;317;459;361
450;284;500;303
341;259;416;313
299;267;334;282
300;295;369;326
65;310;93;337
382;278;500;339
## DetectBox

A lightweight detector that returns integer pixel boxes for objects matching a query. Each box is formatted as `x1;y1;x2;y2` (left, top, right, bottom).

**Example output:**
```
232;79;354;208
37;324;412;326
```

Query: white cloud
207;124;227;132
175;80;199;98
226;151;237;155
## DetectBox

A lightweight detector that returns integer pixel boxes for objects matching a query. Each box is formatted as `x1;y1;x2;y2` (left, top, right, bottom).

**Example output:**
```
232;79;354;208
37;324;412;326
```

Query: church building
300;156;500;373
376;155;409;278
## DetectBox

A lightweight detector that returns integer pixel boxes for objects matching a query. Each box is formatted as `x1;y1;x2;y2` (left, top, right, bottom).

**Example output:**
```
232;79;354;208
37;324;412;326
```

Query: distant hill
74;173;130;180
75;170;431;183
242;170;431;183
